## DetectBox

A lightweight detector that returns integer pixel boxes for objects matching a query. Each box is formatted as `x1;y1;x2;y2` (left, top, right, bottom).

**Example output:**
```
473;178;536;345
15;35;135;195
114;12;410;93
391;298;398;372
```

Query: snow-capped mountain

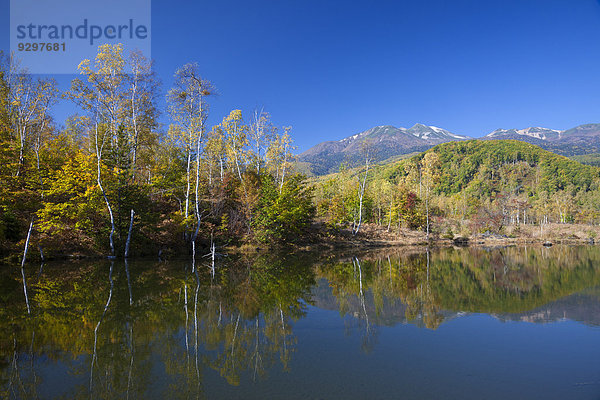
485;127;562;141
482;124;600;156
299;124;469;175
407;123;470;141
297;122;600;176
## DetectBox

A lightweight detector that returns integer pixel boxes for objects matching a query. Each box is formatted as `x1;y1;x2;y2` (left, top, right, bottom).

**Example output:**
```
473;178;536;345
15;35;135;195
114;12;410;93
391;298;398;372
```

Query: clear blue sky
2;0;600;152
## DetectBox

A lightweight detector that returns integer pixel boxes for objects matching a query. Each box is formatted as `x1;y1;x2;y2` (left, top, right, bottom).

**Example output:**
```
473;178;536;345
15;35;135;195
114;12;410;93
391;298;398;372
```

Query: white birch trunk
124;209;135;258
353;156;369;235
95;123;116;257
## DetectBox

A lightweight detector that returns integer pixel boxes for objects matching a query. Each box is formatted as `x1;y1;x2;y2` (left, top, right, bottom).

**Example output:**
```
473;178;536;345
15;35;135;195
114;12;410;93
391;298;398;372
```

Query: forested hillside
406;140;599;197
570;153;600;167
314;140;600;237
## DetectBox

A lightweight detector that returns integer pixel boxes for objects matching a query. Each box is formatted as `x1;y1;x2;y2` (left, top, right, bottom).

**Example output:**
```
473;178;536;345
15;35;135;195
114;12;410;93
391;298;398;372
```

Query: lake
2;245;600;399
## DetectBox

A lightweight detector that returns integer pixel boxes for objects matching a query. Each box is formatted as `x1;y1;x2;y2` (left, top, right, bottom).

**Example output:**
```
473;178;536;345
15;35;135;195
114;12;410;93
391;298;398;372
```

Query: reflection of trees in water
353;257;378;353
2;246;600;395
432;246;600;313
319;249;444;341
89;261;113;397
317;246;600;336
0;253;314;398
194;255;310;387
5;332;39;400
153;254;312;396
4;261;42;400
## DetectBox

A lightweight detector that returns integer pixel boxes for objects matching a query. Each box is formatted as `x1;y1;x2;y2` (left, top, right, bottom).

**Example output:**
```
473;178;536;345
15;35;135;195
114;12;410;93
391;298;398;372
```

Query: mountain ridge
299;122;600;175
299;123;470;175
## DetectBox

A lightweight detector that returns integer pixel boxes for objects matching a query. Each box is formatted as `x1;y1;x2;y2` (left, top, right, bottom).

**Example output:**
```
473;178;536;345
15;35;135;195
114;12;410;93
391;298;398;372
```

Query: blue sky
3;0;600;152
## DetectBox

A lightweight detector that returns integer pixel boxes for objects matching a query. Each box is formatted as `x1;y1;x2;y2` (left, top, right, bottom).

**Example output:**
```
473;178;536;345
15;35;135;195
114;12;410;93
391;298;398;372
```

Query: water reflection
2;246;600;398
317;247;600;329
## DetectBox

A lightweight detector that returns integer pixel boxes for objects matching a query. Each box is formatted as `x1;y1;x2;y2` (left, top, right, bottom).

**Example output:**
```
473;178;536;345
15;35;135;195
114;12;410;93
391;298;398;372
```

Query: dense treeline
570;152;600;167
3;45;600;261
0;45;314;260
314;140;600;237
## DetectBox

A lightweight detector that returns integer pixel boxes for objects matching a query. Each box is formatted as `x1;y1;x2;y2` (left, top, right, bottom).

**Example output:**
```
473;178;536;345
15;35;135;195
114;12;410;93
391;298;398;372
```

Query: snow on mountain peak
336;124;468;144
486;127;563;140
408;124;468;140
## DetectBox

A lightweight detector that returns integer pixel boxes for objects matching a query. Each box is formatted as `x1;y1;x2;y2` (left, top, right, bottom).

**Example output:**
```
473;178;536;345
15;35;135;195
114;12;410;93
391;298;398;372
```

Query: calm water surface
2;246;600;399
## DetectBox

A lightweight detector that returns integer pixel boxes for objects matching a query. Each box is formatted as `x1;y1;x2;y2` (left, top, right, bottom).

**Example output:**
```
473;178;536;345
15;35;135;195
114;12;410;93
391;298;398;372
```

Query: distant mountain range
298;123;600;175
480;124;600;156
299;124;470;175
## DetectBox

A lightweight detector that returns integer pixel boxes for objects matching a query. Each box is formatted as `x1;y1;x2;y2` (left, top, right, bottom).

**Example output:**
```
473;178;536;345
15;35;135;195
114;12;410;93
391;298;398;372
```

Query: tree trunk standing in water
21;218;33;268
37;245;44;262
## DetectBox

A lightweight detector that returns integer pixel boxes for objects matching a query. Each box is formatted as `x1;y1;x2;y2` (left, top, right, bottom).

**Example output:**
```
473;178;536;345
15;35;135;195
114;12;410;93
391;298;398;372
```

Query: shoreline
4;224;598;265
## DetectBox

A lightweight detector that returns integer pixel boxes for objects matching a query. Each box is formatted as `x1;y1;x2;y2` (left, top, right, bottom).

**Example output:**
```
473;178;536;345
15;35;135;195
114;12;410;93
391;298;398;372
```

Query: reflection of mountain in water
494;289;600;326
313;247;600;330
313;278;600;329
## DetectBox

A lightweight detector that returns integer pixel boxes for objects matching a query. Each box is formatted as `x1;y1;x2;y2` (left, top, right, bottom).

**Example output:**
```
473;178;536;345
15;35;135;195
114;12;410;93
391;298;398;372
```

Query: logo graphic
10;0;151;74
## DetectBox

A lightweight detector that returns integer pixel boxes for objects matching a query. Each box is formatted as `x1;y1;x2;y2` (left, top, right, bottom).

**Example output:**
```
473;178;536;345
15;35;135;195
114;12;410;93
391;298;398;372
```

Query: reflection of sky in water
3;246;600;399
24;308;600;399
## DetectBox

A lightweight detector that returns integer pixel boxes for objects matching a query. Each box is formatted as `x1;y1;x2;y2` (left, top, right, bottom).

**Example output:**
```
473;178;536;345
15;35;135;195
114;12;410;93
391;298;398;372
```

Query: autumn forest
2;44;600;262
